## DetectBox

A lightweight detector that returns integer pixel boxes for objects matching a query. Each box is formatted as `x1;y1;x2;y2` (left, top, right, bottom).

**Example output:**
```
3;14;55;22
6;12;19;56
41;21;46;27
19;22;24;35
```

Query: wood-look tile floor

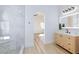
23;43;70;54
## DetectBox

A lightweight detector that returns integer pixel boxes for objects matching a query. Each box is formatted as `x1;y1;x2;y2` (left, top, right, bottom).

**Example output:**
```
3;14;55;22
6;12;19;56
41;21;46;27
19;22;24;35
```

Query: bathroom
1;0;79;59
0;5;79;54
25;5;79;54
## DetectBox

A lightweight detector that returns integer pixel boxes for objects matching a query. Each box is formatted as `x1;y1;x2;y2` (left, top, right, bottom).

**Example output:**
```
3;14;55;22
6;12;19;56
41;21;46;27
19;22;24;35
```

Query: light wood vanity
57;6;79;53
55;32;79;54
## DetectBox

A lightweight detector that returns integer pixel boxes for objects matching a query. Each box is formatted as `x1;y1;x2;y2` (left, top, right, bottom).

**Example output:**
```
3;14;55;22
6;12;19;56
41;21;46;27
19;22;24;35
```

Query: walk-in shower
0;6;25;54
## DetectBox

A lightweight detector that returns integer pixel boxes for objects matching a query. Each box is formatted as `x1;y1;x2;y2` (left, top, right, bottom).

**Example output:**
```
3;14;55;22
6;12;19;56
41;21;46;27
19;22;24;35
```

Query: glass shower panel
0;6;25;54
0;18;10;53
0;21;9;35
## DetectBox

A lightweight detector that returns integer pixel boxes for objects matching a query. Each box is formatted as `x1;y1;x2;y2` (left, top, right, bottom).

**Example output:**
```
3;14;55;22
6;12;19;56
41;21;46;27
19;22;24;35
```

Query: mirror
59;14;79;28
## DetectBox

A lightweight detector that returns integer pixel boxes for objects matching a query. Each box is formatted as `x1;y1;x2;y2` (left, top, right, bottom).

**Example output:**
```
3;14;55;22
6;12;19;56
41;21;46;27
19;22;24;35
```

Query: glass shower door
0;17;11;53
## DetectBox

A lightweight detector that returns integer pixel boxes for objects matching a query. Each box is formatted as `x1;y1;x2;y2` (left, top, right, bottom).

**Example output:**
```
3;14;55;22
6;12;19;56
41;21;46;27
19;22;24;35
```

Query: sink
57;30;79;36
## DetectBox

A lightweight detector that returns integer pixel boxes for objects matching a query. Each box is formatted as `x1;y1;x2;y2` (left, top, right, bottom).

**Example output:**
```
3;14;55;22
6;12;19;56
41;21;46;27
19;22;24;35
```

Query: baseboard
44;40;54;44
19;45;24;54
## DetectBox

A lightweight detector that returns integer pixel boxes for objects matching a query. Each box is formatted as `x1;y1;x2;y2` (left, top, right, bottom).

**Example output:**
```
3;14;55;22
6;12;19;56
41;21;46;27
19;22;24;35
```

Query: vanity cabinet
55;32;79;53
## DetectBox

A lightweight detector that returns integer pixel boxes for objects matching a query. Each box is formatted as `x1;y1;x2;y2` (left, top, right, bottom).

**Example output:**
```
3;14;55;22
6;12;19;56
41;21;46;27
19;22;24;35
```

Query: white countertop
56;30;79;36
62;27;79;29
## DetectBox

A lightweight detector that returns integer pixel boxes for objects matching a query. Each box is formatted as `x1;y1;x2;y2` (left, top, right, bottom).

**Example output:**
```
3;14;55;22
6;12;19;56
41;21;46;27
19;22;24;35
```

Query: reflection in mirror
59;15;78;28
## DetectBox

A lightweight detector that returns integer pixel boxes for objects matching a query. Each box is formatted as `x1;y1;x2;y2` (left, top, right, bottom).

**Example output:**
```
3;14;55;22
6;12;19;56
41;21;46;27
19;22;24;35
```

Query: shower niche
0;12;10;53
0;20;10;40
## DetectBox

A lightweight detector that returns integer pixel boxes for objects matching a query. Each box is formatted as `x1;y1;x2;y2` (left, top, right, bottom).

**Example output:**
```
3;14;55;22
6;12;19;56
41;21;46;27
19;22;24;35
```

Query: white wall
25;5;59;48
45;6;59;44
25;6;34;48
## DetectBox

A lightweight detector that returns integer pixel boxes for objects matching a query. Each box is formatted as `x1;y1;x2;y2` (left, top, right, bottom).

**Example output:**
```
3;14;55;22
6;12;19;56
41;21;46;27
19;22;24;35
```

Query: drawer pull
68;43;71;45
68;37;70;39
60;35;62;37
68;48;71;50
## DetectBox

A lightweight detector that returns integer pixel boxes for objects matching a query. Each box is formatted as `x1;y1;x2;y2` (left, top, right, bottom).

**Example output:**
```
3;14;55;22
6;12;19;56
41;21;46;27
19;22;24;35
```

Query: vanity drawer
62;41;75;53
68;45;75;53
63;35;76;53
65;35;75;43
55;33;64;47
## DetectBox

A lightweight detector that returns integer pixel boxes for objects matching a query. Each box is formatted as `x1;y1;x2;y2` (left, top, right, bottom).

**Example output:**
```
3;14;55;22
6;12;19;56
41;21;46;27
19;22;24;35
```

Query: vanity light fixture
62;6;77;15
60;12;79;19
68;8;71;11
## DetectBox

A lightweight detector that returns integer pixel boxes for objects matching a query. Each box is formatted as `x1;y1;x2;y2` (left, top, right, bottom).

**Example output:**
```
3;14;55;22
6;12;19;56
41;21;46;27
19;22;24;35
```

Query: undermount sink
57;30;79;36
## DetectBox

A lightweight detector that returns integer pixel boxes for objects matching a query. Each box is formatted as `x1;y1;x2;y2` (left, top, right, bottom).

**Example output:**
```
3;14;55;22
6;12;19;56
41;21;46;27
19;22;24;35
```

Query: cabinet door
68;36;75;53
61;35;68;49
55;33;64;47
75;37;79;53
59;34;65;47
65;35;76;53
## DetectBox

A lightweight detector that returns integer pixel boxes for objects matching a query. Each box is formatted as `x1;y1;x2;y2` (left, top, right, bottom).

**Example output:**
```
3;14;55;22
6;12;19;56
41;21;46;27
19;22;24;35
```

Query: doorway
33;11;45;53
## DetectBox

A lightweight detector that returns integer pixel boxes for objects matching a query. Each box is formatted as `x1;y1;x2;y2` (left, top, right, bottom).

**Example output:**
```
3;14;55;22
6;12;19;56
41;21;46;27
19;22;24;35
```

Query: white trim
19;45;24;54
